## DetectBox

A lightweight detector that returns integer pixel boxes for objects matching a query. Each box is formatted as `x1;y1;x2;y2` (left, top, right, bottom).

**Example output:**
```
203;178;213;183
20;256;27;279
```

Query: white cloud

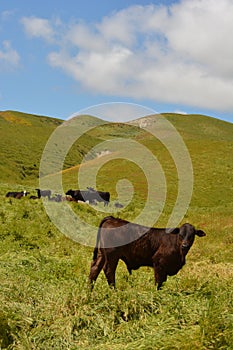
165;0;233;79
0;40;20;69
1;10;15;21
22;0;233;112
21;16;55;42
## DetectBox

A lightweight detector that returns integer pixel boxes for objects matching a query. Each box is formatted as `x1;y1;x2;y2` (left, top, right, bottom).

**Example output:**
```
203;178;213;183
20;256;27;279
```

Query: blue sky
0;0;233;123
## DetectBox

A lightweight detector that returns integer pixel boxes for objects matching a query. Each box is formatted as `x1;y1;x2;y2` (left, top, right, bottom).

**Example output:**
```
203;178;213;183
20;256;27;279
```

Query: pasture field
0;192;232;349
0;111;233;349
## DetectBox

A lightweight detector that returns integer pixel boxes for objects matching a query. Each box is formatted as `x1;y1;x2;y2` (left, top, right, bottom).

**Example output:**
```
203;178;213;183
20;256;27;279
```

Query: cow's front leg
153;264;167;290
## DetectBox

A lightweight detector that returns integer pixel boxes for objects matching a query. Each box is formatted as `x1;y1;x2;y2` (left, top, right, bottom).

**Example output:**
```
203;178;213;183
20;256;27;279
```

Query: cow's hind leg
103;258;119;288
89;254;105;289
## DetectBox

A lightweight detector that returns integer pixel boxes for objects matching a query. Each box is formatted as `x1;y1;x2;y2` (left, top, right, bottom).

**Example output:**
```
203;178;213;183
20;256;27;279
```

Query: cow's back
99;218;162;261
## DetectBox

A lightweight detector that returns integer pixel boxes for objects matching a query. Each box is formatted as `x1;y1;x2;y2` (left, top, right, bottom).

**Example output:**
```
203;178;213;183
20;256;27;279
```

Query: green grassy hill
0;110;232;349
0;111;61;183
1;110;233;204
0;111;106;185
56;112;233;211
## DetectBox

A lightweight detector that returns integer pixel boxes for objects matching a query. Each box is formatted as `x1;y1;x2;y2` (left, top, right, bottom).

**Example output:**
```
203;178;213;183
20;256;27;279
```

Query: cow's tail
92;216;114;260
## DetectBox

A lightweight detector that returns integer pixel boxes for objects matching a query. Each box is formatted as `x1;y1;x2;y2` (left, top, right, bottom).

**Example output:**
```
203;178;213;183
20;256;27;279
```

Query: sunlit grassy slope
1;110;233;209
0;111;61;183
0;110;232;349
57;113;233;212
0;111;104;184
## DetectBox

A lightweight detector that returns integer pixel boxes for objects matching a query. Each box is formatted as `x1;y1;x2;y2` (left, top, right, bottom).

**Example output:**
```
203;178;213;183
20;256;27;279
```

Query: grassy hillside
0;111;232;349
0;111;105;185
1;110;233;206
0;111;61;183
57;113;233;213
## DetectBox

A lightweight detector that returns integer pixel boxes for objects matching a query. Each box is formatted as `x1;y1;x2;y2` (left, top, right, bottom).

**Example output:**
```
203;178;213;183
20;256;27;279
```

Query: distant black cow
36;189;51;199
30;195;39;200
95;191;110;206
66;189;110;206
89;216;206;290
54;194;62;202
48;194;63;202
6;190;29;199
66;189;82;200
114;202;124;209
65;196;77;202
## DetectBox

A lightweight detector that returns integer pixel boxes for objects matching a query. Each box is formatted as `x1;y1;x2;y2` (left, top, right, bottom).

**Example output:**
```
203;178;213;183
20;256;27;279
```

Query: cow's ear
169;227;180;234
196;229;206;237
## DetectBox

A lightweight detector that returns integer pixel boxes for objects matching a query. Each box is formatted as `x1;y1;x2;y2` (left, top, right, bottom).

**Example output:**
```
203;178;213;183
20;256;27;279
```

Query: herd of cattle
5;187;112;206
5;187;206;290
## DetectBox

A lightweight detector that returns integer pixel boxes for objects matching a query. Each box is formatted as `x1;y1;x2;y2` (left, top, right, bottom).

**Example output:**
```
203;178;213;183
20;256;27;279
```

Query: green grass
0;111;233;349
0;197;232;349
0;195;232;349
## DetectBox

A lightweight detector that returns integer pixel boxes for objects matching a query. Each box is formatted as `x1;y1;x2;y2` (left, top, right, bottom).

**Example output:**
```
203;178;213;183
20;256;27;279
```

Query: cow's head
178;223;206;251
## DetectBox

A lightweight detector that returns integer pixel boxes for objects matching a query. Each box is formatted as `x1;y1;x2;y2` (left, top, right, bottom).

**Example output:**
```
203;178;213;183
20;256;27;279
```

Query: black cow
66;189;110;206
89;216;206;290
54;194;62;202
30;195;39;200
114;202;124;209
95;191;110;206
6;190;29;199
66;189;83;201
36;189;51;199
48;194;63;202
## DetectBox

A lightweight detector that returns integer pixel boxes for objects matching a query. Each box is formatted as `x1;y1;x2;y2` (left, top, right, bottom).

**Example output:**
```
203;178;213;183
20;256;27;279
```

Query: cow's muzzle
181;242;190;249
